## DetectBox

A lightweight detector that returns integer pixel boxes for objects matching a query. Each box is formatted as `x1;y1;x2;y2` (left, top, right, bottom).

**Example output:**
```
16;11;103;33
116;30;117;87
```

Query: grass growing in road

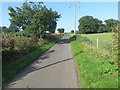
70;33;118;88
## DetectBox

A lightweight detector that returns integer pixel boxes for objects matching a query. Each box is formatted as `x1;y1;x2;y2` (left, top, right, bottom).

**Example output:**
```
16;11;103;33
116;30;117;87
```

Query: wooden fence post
97;37;98;48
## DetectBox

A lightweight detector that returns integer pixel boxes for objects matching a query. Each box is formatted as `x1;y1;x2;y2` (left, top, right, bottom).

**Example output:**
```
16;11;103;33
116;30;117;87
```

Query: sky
0;1;119;32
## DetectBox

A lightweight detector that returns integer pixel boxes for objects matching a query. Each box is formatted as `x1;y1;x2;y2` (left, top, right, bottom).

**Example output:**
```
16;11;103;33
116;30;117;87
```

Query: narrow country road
6;36;78;88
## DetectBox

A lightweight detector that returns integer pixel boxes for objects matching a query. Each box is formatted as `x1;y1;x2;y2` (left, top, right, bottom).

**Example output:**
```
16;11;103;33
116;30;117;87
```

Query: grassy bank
70;33;118;88
2;35;61;87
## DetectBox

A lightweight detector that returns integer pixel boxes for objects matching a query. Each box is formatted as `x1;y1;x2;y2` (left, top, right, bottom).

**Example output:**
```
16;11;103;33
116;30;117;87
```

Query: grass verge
70;34;118;88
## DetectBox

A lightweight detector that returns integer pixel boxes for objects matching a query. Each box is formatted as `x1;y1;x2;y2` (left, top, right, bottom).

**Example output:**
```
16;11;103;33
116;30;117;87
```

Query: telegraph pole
25;0;28;3
74;0;76;35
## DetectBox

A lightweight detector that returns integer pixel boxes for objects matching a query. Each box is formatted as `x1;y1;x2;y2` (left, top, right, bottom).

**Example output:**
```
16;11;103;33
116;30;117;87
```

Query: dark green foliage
1;26;13;33
2;34;37;64
78;16;119;34
8;2;61;37
105;19;119;32
78;16;102;34
57;28;65;34
71;30;74;33
45;34;62;41
76;30;79;34
69;35;77;42
9;24;19;32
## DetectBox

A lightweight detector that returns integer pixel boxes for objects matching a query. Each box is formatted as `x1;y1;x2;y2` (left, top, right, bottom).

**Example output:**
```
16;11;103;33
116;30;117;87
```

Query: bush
2;33;61;64
45;34;61;41
2;34;41;63
2;36;15;51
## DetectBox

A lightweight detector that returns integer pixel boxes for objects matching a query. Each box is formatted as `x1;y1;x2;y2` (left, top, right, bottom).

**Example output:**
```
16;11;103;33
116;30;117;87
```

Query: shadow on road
57;38;70;44
57;35;77;44
37;50;55;61
7;49;83;88
7;36;82;88
7;57;72;87
69;35;77;42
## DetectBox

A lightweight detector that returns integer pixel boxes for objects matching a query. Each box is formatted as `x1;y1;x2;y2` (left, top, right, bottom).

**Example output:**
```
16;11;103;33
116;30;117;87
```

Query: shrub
2;33;61;64
2;34;41;63
45;34;61;41
2;36;15;51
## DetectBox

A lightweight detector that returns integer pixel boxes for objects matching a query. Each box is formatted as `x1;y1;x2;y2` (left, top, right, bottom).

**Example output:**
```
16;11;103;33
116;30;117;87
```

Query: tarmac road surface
6;36;78;88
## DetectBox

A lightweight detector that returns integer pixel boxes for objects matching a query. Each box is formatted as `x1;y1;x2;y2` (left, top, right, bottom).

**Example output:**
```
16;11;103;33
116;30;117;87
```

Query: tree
104;19;118;32
71;30;74;33
8;2;61;38
57;28;65;34
8;2;43;31
78;16;103;34
1;26;11;33
29;6;61;38
27;6;60;37
76;30;79;34
1;26;8;33
97;24;107;33
9;24;19;32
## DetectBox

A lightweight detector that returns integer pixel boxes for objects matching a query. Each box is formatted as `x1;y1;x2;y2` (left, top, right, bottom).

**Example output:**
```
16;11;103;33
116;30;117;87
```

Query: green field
82;33;113;49
70;33;118;88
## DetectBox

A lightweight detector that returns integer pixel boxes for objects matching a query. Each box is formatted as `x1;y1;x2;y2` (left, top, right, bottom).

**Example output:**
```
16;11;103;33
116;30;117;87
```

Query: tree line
77;16;119;34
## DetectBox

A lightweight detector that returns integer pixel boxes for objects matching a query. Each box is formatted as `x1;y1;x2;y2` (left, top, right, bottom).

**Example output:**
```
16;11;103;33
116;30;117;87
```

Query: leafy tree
8;2;43;31
78;16;119;34
1;25;19;33
71;30;74;33
8;2;61;38
78;16;103;34
57;28;65;34
97;24;107;33
1;26;11;33
29;6;61;38
76;30;79;34
104;19;118;32
9;24;19;32
1;26;8;33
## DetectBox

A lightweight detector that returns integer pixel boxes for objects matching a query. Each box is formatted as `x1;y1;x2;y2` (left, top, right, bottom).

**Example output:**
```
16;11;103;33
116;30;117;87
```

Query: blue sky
1;2;118;32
